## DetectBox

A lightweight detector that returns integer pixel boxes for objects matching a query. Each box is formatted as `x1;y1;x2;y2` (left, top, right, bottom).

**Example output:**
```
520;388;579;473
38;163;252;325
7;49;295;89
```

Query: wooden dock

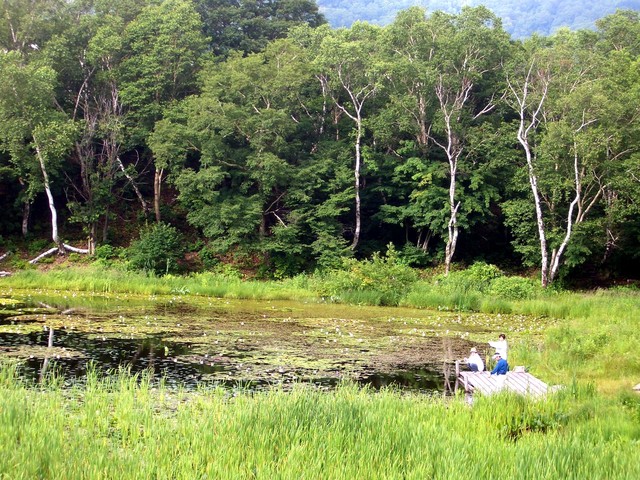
443;360;549;398
457;371;549;397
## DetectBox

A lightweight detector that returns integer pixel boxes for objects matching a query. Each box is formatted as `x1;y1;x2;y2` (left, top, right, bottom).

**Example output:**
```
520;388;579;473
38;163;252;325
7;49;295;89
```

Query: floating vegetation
0;291;553;392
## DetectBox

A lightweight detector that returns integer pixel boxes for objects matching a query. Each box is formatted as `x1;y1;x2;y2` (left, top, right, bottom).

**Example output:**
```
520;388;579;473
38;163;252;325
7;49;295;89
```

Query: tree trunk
351;121;362;250
22;200;30;237
34;141;64;254
444;200;460;275
509;66;551;287
521;134;549;287
117;156;148;214
88;223;96;255
154;167;164;223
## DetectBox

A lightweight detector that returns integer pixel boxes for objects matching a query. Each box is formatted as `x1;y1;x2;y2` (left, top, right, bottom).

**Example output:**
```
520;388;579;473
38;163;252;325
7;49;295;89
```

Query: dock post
454;360;460;394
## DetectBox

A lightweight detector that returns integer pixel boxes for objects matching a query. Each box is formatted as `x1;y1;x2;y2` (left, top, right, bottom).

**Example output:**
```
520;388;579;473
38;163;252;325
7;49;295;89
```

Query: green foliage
126;223;185;275
92;244;124;268
196;0;326;57
396;244;431;267
317;244;419;305
27;238;51;255
1;3;639;286
488;276;540;300
94;244;118;261
435;262;503;294
9;258;31;270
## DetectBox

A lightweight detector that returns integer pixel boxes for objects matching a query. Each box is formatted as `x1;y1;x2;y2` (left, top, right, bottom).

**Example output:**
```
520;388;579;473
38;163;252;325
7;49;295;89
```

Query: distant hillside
317;0;640;38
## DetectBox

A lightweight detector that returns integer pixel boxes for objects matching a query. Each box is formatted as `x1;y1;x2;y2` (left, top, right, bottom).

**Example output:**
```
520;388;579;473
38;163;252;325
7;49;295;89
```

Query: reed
0;365;638;479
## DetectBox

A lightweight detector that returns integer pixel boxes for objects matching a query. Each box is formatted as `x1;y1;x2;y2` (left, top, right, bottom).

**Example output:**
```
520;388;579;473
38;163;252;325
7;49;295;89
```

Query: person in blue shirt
490;352;509;375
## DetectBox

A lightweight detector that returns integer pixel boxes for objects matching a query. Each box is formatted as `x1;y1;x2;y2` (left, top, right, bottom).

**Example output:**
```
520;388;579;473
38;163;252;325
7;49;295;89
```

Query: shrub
397;244;431;267
94;244;118;260
317;244;418;306
434;262;503;294
67;253;82;263
126;223;185;275
489;276;540;300
28;238;51;255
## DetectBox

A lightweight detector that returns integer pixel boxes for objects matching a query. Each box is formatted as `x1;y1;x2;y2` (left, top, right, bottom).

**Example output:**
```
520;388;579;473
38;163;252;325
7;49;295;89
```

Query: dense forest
318;0;640;39
1;0;639;286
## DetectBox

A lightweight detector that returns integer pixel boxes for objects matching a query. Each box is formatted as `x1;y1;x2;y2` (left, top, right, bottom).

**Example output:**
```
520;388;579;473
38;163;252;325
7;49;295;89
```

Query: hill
317;0;640;38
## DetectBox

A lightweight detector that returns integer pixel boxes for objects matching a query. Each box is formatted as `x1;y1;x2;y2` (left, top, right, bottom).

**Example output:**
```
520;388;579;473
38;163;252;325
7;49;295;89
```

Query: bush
28;238;51;255
434;262;503;294
126;223;185;275
489;276;540;300
316;244;418;306
94;244;118;260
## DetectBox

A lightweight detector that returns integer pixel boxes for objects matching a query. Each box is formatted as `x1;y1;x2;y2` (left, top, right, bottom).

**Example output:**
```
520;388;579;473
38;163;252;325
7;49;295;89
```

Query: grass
2;266;640;477
0;266;316;301
0;363;638;479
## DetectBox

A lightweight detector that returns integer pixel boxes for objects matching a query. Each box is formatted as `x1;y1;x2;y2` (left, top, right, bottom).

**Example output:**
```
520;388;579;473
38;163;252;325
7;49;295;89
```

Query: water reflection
0;294;449;393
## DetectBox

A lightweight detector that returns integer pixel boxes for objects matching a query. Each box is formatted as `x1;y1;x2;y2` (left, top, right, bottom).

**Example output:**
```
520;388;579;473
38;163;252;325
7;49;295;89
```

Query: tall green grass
0;266;315;301
0;364;638;479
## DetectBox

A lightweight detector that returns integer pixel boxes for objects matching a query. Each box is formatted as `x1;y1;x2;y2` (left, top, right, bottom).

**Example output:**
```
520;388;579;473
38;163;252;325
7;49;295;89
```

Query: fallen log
28;247;59;264
63;243;90;254
28;243;91;264
0;271;11;277
0;251;10;262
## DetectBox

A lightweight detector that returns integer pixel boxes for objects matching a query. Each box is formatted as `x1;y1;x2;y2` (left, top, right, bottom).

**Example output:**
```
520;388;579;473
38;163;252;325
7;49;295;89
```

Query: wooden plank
457;371;549;397
506;373;548;396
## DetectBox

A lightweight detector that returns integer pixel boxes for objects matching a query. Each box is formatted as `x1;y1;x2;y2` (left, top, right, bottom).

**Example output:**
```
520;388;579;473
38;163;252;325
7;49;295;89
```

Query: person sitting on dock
489;333;508;360
466;347;484;372
490;352;509;375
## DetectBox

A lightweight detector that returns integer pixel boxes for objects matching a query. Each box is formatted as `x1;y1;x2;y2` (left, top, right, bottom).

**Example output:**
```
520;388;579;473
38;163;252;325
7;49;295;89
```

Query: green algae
0;290;554;387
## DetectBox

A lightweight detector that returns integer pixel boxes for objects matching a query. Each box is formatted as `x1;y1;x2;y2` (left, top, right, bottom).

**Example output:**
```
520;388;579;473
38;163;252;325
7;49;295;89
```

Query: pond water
0;291;524;393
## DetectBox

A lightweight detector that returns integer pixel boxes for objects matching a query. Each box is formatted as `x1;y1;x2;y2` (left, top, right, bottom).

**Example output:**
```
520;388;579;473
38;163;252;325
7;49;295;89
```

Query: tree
378;7;509;271
119;0;208;222
195;0;326;56
0;0;69;53
505;32;612;286
427;7;509;274
0;52;75;253
312;23;384;250
150;38;318;263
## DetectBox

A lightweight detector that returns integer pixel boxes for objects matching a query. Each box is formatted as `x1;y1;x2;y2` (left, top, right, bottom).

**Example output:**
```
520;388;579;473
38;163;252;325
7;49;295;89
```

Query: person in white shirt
466;347;484;372
489;333;508;360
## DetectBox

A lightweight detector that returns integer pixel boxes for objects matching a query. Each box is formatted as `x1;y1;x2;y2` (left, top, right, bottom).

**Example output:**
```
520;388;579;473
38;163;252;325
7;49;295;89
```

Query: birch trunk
34;140;64;254
320;67;376;251
117;156;148;214
154;167;164;223
509;64;551;287
21;200;30;237
351;120;362;250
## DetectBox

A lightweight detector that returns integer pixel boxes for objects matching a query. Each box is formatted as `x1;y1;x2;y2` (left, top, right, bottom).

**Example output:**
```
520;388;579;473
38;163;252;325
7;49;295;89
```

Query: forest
1;0;639;287
318;0;640;39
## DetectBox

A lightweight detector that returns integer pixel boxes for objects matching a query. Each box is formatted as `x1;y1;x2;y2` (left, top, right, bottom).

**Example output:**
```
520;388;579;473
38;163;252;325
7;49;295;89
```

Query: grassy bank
0;364;639;479
0;266;315;300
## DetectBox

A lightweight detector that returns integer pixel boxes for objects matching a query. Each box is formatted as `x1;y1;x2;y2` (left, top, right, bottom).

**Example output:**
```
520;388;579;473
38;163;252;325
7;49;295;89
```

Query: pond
0;291;543;393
